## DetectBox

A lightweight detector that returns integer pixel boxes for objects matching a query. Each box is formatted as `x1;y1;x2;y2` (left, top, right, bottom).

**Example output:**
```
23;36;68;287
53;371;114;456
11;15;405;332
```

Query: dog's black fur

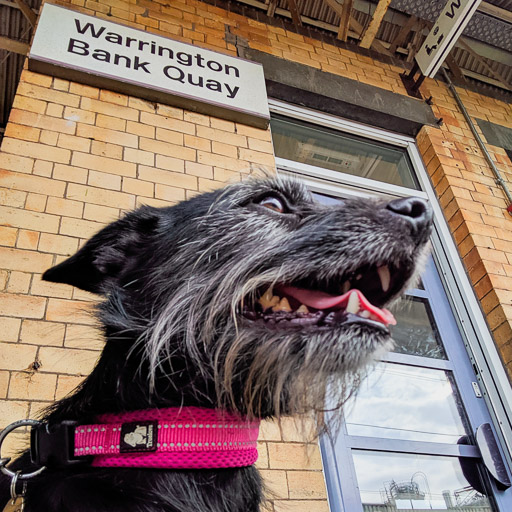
0;177;432;511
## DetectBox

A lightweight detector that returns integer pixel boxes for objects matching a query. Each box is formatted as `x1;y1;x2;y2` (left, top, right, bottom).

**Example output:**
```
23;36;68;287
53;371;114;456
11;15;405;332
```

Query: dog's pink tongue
281;287;396;326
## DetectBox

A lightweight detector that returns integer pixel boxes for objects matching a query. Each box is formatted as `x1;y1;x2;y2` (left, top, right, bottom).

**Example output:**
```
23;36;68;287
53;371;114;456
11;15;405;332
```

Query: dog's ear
43;207;160;294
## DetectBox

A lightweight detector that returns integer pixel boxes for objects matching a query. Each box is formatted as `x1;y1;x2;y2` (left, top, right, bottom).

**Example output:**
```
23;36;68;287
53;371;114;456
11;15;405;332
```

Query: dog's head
43;177;432;423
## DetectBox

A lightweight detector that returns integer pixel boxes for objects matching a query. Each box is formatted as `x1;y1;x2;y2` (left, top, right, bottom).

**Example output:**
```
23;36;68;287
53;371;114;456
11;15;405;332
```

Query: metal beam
14;0;37;27
359;0;392;49
458;38;511;89
0;35;30;54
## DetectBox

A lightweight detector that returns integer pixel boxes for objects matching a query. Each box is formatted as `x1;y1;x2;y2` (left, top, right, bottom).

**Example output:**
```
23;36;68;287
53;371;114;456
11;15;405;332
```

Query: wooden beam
0;0;18;8
338;0;353;42
359;0;392;49
445;51;466;81
14;0;37;27
405;20;427;63
267;0;277;17
458;38;511;89
287;0;302;28
388;15;418;54
349;15;391;55
0;35;30;55
478;1;512;24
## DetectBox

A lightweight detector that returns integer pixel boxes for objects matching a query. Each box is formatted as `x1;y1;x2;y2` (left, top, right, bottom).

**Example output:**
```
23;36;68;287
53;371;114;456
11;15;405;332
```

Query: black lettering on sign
445;0;461;19
163;65;185;83
74;19;106;38
68;38;89;55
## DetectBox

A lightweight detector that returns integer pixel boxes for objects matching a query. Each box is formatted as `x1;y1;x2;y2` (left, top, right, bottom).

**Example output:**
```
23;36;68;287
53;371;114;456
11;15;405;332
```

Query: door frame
269;98;512;468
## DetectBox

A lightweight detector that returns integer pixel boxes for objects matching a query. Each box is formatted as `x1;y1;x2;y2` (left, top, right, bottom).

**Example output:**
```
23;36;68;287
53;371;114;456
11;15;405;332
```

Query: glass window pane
353;451;494;511
345;363;469;443
390;297;446;359
271;117;420;190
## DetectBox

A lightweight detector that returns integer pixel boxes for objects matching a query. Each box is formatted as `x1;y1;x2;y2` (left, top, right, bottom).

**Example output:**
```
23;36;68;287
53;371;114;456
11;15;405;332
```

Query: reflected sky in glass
345;363;468;443
353;451;493;510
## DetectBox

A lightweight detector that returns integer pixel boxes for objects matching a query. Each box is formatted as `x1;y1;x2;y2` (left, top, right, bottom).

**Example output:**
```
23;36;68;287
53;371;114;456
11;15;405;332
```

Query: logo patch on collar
120;420;158;453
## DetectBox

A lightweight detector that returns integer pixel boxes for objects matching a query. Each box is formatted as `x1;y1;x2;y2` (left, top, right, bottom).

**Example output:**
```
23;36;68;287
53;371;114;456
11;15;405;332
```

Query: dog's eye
259;196;286;213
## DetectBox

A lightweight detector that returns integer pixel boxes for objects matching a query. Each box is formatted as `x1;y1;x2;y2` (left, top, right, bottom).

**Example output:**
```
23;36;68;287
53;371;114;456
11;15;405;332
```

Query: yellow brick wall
1;0;512;511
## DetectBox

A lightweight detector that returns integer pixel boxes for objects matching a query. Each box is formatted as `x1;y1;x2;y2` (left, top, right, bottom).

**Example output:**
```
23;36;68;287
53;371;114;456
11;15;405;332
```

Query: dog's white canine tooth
346;291;360;314
359;310;371;318
259;288;280;310
273;297;292;312
297;304;309;314
341;280;351;294
377;265;391;292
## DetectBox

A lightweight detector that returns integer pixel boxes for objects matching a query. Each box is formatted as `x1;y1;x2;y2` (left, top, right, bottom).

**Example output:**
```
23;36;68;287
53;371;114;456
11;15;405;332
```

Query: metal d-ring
0;419;46;479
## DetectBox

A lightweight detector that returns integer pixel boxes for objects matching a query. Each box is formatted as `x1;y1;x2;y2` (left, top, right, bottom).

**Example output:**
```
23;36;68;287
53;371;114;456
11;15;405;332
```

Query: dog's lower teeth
259;288;280;310
377;265;391;292
273;297;292;312
346;291;360;314
359;310;371;318
297;304;309;314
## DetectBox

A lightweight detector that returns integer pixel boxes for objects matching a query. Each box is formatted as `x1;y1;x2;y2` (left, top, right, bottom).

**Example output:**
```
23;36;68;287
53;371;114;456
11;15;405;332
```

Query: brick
0;226;18;247
67;183;135;209
65;324;105;351
83;203;120;223
9;109;76;135
239;148;276;167
139;138;196;160
256;441;269;469
20;320;66;346
0;246;53;273
55;375;84;399
0;188;26;208
124;148;155;166
46;298;97;325
77;124;138;148
126;120;155;138
88;170;122;191
0;291;46;318
25;193;47;212
184;134;211;152
0;400;29;429
268;443;322;470
156;127;184;145
33;160;53;178
122;177;154;198
46;103;64;117
248;137;274;153
212;141;237;158
135;197;172;208
155;155;185;173
213;168;241;183
21;70;52;87
197;125;247;147
0;270;7;290
0;317;21;342
4;122;40;142
46;197;84;219
57;133;91;153
280;417;316;442
99;89;128;106
287;471;327;499
17;81;80;107
0;170;66;198
80;97;138;121
197;151;247;172
0;371;8;399
235;124;270;141
0;153;34;174
274;501;329;512
53;163;89;184
128;96;156;112
198;178;222;192
12;95;46;114
0;342;38;370
38;346;99;375
90;141;124;160
96;113;127;131
60;217;103;239
63;106;96;125
1;138;70;164
8;371;57;401
69;82;99;98
71;153;136;177
39;233;79;256
259;470;288;499
185;161;213;179
139;166;197;188
155;184;186;202
31;276;73;299
7;271;32;294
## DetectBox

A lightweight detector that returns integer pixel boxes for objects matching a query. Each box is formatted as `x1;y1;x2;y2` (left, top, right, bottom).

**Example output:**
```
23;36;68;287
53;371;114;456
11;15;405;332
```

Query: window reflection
353;451;493;511
271;117;420;189
345;363;468;443
390;297;446;359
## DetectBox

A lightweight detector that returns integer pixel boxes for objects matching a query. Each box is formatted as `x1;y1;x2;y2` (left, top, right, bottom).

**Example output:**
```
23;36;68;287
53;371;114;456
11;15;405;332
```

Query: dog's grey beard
140;248;394;433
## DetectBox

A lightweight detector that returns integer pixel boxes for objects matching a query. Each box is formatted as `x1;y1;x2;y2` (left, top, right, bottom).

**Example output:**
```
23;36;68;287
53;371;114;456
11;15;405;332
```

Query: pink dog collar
73;407;260;469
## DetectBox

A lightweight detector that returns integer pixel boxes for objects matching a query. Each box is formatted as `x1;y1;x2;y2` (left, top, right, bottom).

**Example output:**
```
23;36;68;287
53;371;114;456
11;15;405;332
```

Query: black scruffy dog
0;177;432;511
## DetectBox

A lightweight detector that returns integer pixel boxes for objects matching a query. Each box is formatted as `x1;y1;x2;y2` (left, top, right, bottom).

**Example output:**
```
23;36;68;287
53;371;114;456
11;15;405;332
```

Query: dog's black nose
386;197;433;237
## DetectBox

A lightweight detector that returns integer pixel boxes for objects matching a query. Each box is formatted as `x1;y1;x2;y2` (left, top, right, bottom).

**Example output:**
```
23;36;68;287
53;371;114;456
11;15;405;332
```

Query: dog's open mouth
242;263;407;333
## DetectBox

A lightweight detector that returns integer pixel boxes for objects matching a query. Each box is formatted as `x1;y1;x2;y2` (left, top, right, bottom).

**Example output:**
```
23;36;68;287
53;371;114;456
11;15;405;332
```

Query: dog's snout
386;197;433;237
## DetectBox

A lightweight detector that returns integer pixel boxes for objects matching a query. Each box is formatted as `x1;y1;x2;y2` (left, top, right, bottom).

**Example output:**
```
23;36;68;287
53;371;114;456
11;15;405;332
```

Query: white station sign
29;3;270;128
415;0;482;78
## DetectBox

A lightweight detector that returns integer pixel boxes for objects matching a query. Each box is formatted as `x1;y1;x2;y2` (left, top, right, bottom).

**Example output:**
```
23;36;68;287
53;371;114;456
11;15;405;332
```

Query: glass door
269;107;512;511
